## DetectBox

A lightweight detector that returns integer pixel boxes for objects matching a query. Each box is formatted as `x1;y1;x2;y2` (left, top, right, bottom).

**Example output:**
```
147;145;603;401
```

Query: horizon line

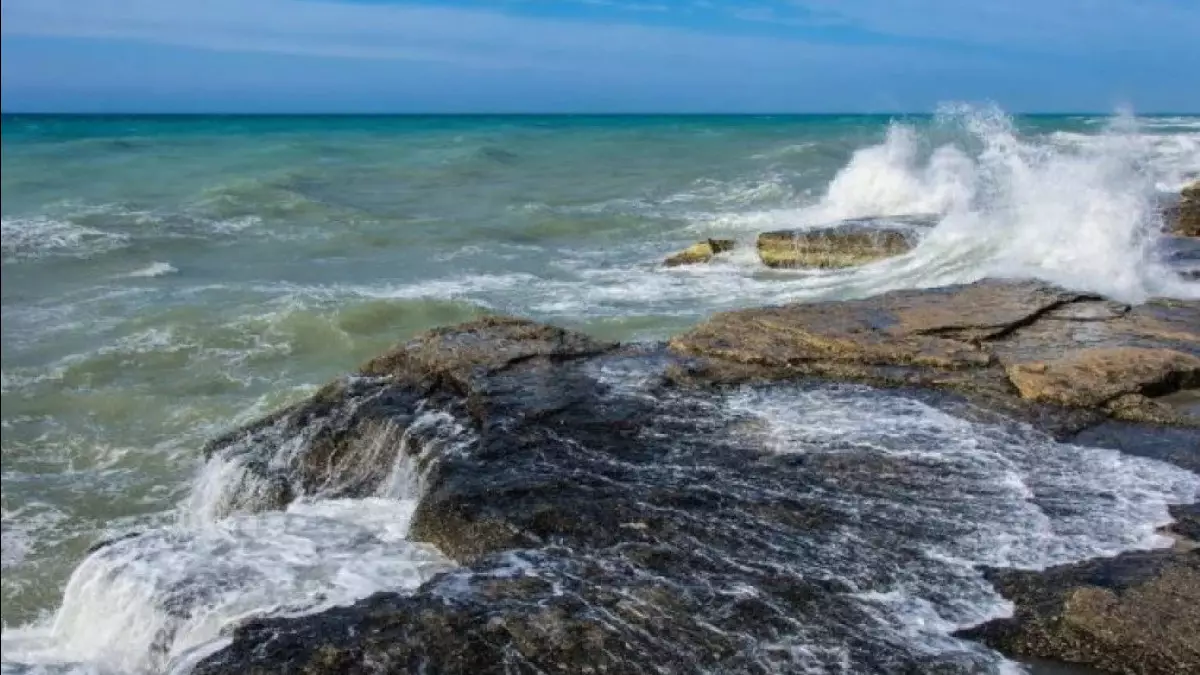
5;110;1199;117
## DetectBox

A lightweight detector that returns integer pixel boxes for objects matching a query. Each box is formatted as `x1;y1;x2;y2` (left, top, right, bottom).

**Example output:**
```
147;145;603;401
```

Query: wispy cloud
777;0;1200;55
0;0;926;71
2;0;1196;112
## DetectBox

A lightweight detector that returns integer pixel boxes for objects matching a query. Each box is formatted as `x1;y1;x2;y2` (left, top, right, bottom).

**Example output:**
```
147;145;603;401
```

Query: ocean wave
750;142;817;159
1;216;130;262
692;106;1198;302
2;499;453;674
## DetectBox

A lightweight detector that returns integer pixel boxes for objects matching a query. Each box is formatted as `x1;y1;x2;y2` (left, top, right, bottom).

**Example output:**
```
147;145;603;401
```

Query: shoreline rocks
669;280;1200;430
192;280;1198;675
757;224;913;268
957;549;1200;675
663;215;932;269
1165;181;1200;238
663;238;735;266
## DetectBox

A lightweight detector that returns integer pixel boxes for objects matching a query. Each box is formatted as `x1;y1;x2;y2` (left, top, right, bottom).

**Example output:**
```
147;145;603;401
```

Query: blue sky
2;0;1198;113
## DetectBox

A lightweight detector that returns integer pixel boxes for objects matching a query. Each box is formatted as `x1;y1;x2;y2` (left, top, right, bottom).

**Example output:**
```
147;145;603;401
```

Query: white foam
725;384;1199;665
0;217;129;262
1;500;453;674
694;106;1198;303
3;403;465;674
819;125;979;220
1;504;70;572
126;262;178;279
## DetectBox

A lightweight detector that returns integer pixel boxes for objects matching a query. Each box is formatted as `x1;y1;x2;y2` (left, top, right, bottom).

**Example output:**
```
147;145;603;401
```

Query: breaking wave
707;106;1198;302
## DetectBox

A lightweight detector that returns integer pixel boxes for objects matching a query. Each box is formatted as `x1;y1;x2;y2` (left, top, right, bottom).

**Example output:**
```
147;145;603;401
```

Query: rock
1166;503;1200;542
1165;181;1200;238
200;317;615;514
191;282;1200;675
663;238;735;266
1005;348;1200;409
756;221;914;269
670;280;1200;427
958;550;1200;675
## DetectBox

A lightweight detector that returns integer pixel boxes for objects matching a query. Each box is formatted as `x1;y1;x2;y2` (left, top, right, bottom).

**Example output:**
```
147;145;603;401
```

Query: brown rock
670;280;1200;424
670;280;1077;374
1166;181;1200;238
757;225;912;269
1006;347;1200;408
663;238;735;266
360;315;616;392
958;550;1200;675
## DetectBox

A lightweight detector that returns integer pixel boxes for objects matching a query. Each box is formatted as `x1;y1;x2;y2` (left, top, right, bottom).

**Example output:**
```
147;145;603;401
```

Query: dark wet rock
1159;235;1200;279
200;317;615;515
193;284;1200;675
1071;421;1200;473
756;218;918;268
85;530;143;555
670;280;1200;429
1166;503;1200;542
663;238;735;266
1164;182;1200;238
958;550;1200;675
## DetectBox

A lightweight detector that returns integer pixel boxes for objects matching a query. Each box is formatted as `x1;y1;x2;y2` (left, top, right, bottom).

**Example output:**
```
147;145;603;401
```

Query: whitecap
1;216;129;262
126;262;178;279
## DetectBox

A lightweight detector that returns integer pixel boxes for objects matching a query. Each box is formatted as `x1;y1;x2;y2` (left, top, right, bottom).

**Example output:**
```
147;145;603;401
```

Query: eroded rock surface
756;218;919;269
670;280;1200;428
1165;181;1200;238
190;284;1200;675
958;550;1200;675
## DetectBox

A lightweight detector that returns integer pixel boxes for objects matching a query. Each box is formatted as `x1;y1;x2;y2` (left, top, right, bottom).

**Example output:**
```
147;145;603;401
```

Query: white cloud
0;0;941;73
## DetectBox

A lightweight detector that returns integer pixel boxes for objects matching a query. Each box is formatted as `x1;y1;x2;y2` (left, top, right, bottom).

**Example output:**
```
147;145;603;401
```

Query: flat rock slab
1006;347;1200;408
756;218;921;269
670;280;1200;426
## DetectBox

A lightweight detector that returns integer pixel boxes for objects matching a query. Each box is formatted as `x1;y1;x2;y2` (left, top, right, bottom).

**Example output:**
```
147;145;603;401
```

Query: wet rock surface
755;217;922;269
192;283;1199;675
1165;181;1200;238
663;238;736;266
958;550;1200;675
670;280;1200;429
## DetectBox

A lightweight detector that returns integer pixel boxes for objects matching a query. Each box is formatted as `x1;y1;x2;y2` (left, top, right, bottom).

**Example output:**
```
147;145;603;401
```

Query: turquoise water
1;110;1197;672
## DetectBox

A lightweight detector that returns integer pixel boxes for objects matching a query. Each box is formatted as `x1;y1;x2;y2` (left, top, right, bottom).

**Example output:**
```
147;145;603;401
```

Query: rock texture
1165;182;1200;238
757;223;913;269
958;550;1200;675
663;238;735;266
670;280;1200;428
190;282;1199;675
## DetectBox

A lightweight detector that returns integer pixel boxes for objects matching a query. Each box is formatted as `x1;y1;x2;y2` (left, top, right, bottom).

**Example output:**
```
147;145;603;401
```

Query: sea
2;106;1198;673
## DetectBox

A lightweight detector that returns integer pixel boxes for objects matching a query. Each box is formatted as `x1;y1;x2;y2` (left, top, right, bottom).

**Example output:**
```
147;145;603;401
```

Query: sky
1;0;1198;113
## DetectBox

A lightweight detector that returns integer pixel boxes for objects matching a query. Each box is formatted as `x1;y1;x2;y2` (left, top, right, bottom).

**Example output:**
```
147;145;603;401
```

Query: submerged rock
958;550;1200;675
756;221;914;268
190;282;1199;675
663;238;735;266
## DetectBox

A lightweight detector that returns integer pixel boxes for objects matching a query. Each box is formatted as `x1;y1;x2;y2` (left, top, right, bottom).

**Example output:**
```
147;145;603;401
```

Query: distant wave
126;261;178;278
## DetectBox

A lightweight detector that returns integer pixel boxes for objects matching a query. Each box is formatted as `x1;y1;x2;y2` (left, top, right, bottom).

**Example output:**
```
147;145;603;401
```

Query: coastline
182;276;1198;675
3;113;1197;675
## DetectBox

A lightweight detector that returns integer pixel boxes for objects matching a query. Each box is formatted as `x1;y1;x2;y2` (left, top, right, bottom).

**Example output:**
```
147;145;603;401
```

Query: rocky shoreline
664;180;1199;272
179;272;1199;675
